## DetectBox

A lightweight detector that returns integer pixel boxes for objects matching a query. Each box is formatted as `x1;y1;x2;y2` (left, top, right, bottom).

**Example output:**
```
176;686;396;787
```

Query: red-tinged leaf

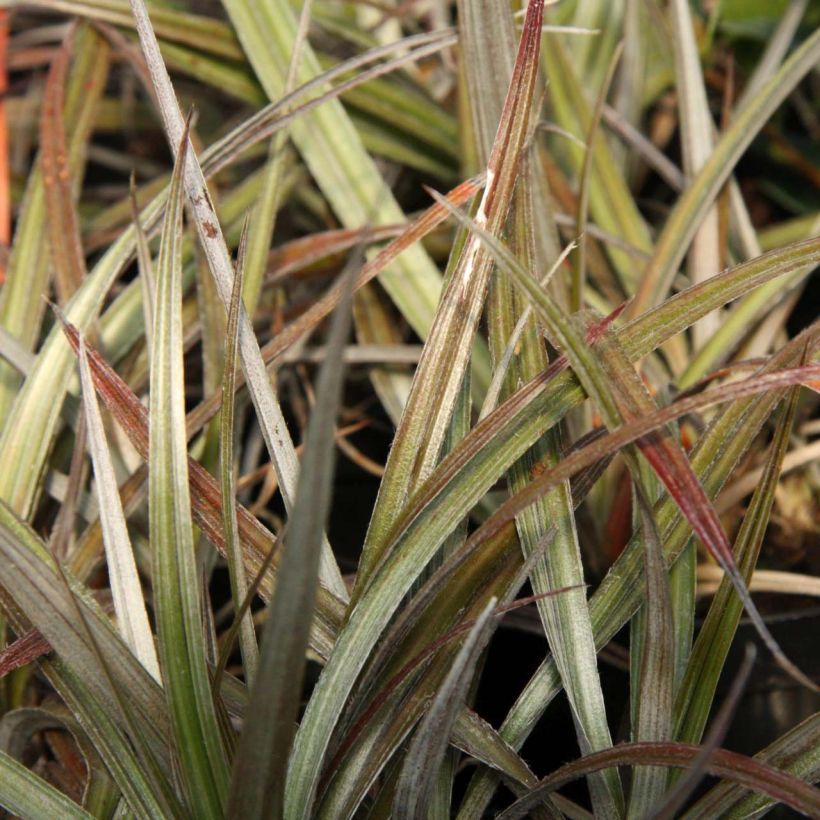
352;0;549;598
184;174;484;436
445;360;820;575
56;315;345;658
592;329;817;692
0;629;51;677
316;507;583;818
686;711;820;818
342;367;819;811
329;584;585;781
373;436;612;682
433;187;816;693
284;13;554;784
654;645;757;820
315;520;521;818
495;741;820;820
628;485;674;817
378;301;628;562
454;326;818;819
455;0;546;233
268;224;405;283
40;26;86;304
674;378;804;747
387;239;820;588
393;598;497;819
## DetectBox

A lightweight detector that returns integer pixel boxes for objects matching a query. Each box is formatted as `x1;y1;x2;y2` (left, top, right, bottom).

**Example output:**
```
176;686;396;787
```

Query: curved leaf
497;741;820;820
0;749;92;820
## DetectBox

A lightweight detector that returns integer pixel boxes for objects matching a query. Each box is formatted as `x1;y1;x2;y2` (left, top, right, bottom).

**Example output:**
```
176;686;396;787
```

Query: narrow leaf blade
148;120;229;816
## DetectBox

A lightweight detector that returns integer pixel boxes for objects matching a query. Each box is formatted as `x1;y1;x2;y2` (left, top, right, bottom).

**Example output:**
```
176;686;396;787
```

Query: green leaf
0;503;180;817
229;257;355;819
572;41;624;312
221;0;473;360
355;0;547;597
456;332;817;816
240;0;312;318
58;318;346;659
392;598;496;819
627;487;674;818
494;165;622;815
129;0;347;601
219;224;258;688
0;749;93;820
148;120;229;817
130;177;156;360
21;0;243;59
673;382;802;745
632;25;820;311
433;188;814;689
656;645;757;819
684;711;820;818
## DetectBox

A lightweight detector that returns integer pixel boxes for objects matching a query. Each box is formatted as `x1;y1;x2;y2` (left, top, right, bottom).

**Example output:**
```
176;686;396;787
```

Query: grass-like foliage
0;1;818;817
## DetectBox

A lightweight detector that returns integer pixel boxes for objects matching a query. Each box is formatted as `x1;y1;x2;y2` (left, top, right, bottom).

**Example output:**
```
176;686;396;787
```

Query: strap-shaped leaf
0;749;92;820
668;0;720;347
684;711;820;818
284;6;547;815
59;318;345;659
186;175;482;436
433;190;815;689
356;0;547;596
459;0;619;806
228;261;354;817
148;120;229;816
79;337;160;681
632;26;820;311
39;26;88;305
500;175;623;814
496;741;820;820
674;382;802;745
220;0;459;351
627;487;674;818
0;504;180;817
219;226;258;687
393;598;496;818
128;0;347;601
457;331;816;815
0;23;108;429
